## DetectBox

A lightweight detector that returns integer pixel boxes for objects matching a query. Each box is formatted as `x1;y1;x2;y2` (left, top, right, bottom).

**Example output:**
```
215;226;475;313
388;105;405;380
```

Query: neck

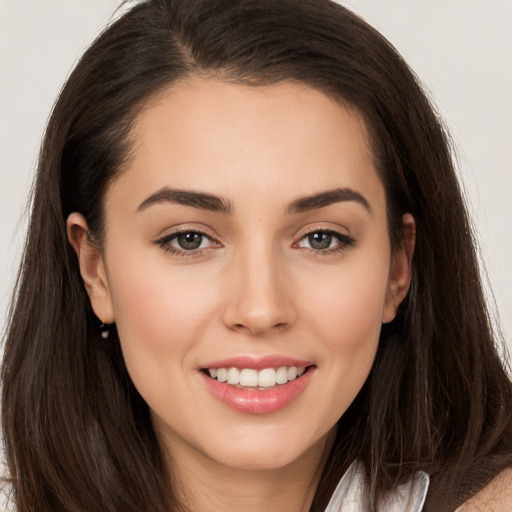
168;432;335;512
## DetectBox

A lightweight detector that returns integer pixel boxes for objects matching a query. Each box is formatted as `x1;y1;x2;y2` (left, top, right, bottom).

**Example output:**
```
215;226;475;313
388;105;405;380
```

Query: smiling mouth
203;366;309;390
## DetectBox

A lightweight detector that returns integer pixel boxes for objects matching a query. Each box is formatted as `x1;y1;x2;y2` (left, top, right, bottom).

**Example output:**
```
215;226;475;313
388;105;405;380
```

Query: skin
68;79;415;512
455;468;512;512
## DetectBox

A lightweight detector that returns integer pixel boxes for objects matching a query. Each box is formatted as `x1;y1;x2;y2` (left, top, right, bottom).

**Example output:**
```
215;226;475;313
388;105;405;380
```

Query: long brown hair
2;1;511;511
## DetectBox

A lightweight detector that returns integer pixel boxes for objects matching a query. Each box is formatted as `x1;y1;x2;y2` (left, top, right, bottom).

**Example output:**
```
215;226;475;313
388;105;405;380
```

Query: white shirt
325;461;430;512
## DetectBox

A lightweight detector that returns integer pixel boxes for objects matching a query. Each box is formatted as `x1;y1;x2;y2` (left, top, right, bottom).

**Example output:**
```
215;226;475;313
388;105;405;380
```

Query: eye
303;232;335;250
173;232;210;250
155;229;219;255
295;229;355;253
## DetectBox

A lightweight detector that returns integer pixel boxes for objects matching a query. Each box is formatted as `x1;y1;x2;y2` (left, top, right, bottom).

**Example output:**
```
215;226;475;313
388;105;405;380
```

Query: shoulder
455;467;512;512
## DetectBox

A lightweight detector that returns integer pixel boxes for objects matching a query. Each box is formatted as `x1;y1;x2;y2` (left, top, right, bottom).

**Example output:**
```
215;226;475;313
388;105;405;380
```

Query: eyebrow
286;188;371;214
137;187;233;214
136;186;371;215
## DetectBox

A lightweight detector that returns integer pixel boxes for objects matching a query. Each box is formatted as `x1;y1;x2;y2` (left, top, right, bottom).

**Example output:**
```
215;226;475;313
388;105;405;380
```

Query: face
69;79;412;475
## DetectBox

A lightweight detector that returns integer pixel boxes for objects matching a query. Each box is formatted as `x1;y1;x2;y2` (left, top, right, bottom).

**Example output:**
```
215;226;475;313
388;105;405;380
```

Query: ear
67;212;115;324
382;213;415;324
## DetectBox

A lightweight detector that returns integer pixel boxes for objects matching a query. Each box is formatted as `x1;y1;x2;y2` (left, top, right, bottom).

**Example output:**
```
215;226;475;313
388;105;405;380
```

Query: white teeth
258;368;276;387
207;365;308;388
240;369;258;386
287;366;298;380
276;366;289;384
227;367;240;385
216;368;227;383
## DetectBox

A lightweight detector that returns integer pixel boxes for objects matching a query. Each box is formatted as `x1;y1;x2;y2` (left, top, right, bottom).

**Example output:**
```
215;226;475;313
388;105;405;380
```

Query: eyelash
294;228;356;256
155;229;220;258
155;228;356;258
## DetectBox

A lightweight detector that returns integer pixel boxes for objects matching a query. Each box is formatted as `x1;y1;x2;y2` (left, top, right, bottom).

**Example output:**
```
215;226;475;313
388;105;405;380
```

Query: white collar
325;461;430;512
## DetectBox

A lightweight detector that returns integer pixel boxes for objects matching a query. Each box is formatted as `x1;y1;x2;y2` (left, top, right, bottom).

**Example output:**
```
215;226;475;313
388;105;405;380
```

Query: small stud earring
99;323;110;339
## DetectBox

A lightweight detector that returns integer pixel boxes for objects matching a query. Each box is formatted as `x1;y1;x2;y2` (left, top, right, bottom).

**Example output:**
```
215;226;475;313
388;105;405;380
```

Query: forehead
110;78;384;214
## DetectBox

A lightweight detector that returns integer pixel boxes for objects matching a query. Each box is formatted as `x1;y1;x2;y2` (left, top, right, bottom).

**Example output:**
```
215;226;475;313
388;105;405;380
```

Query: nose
221;246;296;336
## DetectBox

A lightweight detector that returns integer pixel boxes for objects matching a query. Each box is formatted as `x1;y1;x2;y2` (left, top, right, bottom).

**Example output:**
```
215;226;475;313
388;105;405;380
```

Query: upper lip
202;355;314;371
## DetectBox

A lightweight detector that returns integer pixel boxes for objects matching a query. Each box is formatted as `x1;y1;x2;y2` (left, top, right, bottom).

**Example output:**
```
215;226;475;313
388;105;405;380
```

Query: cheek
301;260;388;422
104;252;219;375
303;257;390;348
297;248;390;412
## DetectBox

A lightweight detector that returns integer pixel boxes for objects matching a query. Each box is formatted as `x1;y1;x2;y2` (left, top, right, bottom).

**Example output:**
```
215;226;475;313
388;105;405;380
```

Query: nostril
230;321;290;335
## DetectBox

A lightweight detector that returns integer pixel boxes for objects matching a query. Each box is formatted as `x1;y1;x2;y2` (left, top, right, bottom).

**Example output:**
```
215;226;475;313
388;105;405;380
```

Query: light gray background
1;1;511;356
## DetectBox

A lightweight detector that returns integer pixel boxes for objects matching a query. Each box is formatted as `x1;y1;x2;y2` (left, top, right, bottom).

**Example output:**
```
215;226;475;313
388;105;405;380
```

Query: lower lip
200;368;314;415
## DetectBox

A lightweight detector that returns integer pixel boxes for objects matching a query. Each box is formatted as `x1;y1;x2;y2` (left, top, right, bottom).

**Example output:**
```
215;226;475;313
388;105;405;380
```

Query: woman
2;0;511;510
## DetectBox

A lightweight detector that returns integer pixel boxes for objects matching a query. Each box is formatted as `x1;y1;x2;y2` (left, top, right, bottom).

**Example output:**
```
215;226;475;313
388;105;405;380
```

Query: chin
202;427;330;473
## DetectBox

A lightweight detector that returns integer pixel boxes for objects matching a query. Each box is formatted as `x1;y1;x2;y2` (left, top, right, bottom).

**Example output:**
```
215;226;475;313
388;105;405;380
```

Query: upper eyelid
300;228;345;236
155;226;219;243
296;229;354;244
294;223;351;239
165;230;214;243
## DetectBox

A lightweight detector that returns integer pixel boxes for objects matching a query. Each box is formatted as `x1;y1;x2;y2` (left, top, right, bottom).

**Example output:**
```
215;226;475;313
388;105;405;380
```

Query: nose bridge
222;238;295;335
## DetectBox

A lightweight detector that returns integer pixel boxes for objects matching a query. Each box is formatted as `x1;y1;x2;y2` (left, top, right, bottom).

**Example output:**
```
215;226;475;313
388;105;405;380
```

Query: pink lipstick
200;356;315;414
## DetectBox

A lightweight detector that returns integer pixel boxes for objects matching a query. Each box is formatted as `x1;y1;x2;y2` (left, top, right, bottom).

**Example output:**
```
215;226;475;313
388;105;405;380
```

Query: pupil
308;232;332;250
177;232;202;250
